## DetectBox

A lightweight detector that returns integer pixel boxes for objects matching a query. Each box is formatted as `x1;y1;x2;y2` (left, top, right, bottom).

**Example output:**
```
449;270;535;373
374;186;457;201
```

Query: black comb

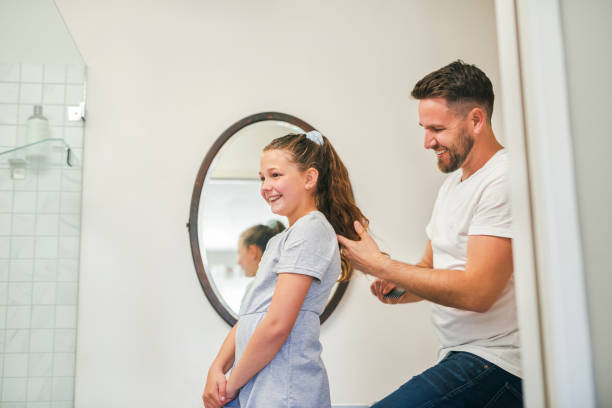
383;287;406;299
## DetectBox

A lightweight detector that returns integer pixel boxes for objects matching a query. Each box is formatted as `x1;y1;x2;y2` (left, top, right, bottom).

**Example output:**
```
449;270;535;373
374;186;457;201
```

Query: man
338;60;522;407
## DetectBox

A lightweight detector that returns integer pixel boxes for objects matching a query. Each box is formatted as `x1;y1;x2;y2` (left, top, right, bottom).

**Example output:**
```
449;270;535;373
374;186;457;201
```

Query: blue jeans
370;352;523;408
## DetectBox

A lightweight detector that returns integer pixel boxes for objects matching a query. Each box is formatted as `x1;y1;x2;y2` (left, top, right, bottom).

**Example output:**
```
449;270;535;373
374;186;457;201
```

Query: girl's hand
221;377;239;404
202;367;227;408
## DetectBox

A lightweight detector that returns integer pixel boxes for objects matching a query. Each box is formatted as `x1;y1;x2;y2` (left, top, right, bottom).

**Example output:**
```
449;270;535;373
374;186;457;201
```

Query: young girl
202;130;367;408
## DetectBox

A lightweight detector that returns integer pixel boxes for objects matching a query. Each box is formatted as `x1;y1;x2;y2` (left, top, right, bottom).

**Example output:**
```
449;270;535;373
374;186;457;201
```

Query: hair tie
305;130;324;146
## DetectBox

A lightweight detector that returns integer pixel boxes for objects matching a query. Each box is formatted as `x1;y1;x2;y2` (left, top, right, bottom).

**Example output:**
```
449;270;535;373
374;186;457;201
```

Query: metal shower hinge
68;102;86;121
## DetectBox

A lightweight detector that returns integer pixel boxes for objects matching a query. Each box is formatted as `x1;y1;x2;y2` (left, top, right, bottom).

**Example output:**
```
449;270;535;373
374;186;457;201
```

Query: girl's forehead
261;149;295;166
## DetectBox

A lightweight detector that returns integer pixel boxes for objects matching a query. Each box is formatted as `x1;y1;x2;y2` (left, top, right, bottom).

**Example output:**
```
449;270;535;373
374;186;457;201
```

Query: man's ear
469;107;487;134
304;167;319;191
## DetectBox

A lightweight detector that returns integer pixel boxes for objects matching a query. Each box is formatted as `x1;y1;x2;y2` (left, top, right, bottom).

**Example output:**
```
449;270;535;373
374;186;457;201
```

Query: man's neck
460;131;503;181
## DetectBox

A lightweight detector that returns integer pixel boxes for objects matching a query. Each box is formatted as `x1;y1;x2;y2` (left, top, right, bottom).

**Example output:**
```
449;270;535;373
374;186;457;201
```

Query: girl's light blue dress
229;211;340;408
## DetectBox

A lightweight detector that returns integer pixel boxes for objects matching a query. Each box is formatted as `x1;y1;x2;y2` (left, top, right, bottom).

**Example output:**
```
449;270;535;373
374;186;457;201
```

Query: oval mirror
189;112;348;326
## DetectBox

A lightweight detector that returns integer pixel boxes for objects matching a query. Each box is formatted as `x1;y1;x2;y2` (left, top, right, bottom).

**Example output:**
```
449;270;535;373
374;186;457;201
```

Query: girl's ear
253;246;264;262
304;167;319;191
247;244;259;259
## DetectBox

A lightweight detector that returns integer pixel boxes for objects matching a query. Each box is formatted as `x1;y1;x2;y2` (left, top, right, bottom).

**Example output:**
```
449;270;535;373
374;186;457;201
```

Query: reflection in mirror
200;120;303;317
190;113;346;326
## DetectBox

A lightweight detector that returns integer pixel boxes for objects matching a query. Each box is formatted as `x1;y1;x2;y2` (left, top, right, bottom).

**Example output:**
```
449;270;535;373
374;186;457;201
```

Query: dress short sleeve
275;214;338;281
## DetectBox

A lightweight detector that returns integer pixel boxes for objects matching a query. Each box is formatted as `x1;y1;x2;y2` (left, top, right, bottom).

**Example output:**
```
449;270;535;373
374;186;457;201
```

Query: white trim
513;0;596;406
494;1;547;406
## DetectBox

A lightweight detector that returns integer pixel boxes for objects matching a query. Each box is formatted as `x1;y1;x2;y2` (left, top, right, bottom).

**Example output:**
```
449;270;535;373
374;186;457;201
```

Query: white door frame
495;0;596;407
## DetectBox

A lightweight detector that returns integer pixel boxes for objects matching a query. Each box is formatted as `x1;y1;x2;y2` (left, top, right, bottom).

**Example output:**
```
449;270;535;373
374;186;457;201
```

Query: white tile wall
36;193;60;214
0;105;19;125
3;377;28;400
27;377;52;402
13;215;35;236
29;330;53;353
4;353;28;376
0;214;10;234
5;330;29;353
58;216;78;237
58;194;78;215
43;66;65;85
11;237;34;259
36;216;59;236
37;171;61;192
14;193;36;213
20;65;43;83
0;260;9;281
55;285;76;306
3;402;28;408
0;64;20;82
51;377;73;401
31;307;54;329
7;306;30;329
1;63;84;406
64;87;82;107
42;85;65;106
52;402;72;408
35;238;58;259
33;261;56;282
8;284;32;305
32;284;55;305
0;283;7;304
65;66;84;84
0;126;17;146
20;84;43;105
13;176;37;193
56;261;76;283
52;330;74;353
52;354;73;377
30;402;53;408
0;237;10;258
0;192;14;212
58;238;78;259
10;261;33;282
28;353;53;377
54;307;75;329
0;84;19;104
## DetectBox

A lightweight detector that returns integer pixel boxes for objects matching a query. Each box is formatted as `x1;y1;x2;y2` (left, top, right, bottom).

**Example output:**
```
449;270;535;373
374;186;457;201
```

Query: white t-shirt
425;149;521;378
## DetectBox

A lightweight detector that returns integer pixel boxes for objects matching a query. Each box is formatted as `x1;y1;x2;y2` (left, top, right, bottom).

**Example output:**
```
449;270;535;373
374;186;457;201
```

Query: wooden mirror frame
188;112;349;326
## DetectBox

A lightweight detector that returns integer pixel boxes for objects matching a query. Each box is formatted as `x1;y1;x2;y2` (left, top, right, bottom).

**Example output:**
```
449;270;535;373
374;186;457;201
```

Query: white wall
559;0;612;405
53;1;502;406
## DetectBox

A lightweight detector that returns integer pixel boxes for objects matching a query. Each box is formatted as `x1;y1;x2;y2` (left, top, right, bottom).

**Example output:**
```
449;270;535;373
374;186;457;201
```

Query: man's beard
438;129;474;173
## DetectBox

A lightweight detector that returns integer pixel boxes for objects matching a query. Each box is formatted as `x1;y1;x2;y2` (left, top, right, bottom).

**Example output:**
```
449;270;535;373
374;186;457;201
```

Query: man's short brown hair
411;60;494;122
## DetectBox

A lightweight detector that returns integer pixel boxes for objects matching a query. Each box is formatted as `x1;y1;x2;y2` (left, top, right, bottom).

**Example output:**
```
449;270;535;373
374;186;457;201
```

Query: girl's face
237;241;259;277
259;149;317;226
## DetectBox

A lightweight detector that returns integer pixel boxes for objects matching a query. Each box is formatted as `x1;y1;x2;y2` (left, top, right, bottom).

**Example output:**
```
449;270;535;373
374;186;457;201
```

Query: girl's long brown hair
264;133;368;281
240;220;285;252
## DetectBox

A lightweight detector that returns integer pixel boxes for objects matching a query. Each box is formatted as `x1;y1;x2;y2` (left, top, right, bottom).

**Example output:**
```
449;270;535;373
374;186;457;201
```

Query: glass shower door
0;1;86;406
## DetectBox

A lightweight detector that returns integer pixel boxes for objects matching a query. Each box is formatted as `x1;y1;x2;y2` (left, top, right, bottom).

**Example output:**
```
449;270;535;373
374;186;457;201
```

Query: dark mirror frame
188;112;349;326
